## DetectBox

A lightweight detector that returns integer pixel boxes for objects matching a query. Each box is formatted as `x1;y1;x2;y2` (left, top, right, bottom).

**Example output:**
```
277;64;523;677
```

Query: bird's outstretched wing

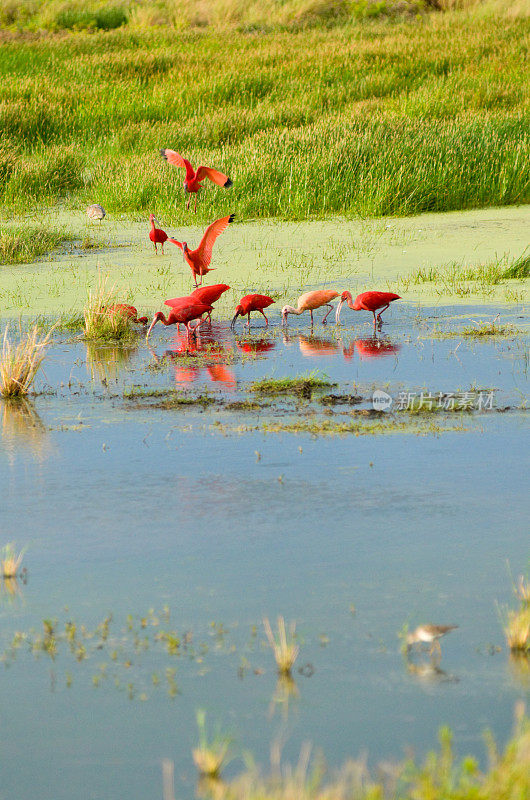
194;214;235;266
160;149;195;182
195;166;232;188
168;238;184;250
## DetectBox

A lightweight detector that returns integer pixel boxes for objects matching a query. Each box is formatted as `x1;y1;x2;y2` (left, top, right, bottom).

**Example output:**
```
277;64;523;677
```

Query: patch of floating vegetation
258;416;469;436
225;400;268;412
250;372;335;398
0;225;75;265
425;321;522;339
320;393;363;406
124;387;217;409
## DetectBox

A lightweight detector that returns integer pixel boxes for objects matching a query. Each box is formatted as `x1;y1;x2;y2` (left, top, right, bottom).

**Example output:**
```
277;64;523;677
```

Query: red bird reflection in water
297;334;339;357
342;337;401;360
236;339;276;355
162;331;235;388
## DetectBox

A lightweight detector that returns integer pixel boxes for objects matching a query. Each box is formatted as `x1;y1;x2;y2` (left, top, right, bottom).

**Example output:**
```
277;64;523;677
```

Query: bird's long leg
310;310;314;327
207;312;212;325
260;310;268;326
247;313;251;328
376;304;390;322
186;196;190;211
154;243;157;254
321;303;334;324
194;194;197;214
161;244;164;255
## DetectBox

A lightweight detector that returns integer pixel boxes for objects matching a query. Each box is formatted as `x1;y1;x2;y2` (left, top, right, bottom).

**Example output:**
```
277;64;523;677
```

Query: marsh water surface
0;299;528;800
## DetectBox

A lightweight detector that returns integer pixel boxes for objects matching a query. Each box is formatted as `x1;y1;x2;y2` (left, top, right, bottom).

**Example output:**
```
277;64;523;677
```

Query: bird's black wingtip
224;178;233;188
160;148;168;160
228;213;235;223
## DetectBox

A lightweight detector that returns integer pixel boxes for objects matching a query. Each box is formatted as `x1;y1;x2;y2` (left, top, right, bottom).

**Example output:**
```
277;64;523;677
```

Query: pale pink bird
281;290;339;326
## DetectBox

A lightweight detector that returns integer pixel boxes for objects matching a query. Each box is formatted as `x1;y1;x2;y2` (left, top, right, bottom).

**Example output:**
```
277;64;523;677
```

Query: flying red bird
230;294;275;329
160;149;232;212
104;304;148;324
282;290;339;326
148;214;168;254
336;291;401;326
169;214;234;287
146;302;213;342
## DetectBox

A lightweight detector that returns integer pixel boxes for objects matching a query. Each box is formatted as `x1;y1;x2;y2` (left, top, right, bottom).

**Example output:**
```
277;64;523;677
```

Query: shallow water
0;303;529;800
1;205;528;319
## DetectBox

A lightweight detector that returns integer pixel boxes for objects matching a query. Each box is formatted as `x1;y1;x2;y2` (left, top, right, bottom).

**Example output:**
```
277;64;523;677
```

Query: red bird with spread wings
169;214;234;287
160;149;233;212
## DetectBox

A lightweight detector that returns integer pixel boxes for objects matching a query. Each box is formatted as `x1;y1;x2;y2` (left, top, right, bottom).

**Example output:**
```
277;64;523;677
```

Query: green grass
250;372;334;396
0;225;75;265
396;251;530;297
217;712;530;799
0;3;528;221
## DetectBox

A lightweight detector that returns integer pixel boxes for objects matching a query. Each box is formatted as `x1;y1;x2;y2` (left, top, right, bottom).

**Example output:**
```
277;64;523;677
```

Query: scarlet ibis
104;304;148;324
336;291;401;326
146;302;213;341
230;294;275;329
160;149;232;212
87;204;105;222
149;214;168;254
165;284;230;328
282;290;339;326
169;214;234;287
165;284;230;309
406;624;458;656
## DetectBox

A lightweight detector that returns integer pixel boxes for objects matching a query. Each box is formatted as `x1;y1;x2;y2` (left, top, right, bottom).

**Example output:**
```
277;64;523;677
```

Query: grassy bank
0;2;528;222
203;711;530;800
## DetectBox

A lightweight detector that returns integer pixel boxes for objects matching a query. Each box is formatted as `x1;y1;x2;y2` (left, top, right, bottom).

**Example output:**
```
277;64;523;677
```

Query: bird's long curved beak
335;300;344;326
230;312;239;330
146;317;158;341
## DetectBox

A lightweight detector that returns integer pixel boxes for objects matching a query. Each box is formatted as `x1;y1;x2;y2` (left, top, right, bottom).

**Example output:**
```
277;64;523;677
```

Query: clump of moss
250;372;334;398
0;225;74;265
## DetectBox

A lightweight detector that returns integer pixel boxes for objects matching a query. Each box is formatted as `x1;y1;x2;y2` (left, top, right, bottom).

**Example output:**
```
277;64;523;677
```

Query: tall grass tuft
0;324;52;398
83;276;135;342
192;709;232;779
504;608;530;653
263;616;300;676
1;542;25;578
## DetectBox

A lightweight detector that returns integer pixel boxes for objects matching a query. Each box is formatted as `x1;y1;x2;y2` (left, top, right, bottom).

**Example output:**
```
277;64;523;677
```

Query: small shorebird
86;204;105;222
406;624;458;656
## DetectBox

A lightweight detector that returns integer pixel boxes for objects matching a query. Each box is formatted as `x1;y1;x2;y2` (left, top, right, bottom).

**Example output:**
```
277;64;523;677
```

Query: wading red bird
169;214;234;287
165;284;231;328
149;214;168;254
282;290;339;326
104;304;148;324
230;294;275;329
160;149;233;212
146;302;213;342
336;291;401;326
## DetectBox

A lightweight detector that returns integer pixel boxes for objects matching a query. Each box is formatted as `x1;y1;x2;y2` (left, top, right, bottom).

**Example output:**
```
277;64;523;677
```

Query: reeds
192;710;232;779
83;276;135;342
1;543;25;578
0;324;52;398
263;616;300;676
0;7;528;220
503;575;530;653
